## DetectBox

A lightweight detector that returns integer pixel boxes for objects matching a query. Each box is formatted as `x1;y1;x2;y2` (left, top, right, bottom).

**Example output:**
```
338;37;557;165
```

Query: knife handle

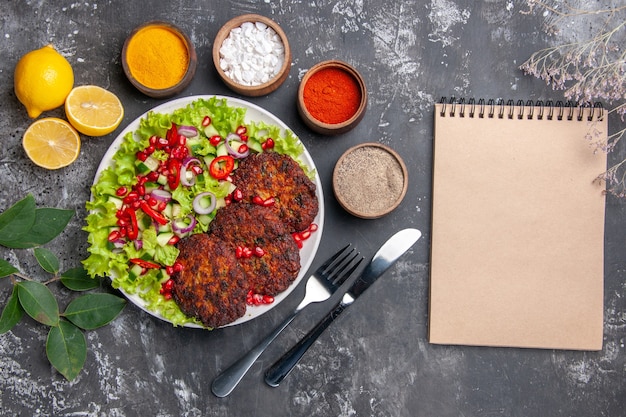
264;302;346;387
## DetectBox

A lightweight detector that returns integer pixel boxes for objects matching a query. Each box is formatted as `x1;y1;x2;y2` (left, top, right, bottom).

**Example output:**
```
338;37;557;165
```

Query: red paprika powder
302;67;361;124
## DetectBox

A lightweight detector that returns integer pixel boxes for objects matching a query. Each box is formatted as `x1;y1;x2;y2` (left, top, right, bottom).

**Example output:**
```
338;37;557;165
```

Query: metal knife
264;228;422;387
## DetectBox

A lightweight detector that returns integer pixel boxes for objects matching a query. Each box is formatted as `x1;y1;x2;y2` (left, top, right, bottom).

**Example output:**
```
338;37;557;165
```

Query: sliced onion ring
225;133;250;159
180;157;200;187
172;214;197;236
193;192;217;215
177;125;199;138
150;189;172;203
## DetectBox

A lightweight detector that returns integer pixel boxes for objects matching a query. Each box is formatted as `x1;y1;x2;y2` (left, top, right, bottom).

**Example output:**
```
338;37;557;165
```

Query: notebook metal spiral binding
439;96;604;121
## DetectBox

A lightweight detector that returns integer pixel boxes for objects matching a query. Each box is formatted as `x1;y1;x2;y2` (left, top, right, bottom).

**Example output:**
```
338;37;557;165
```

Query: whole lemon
14;45;74;118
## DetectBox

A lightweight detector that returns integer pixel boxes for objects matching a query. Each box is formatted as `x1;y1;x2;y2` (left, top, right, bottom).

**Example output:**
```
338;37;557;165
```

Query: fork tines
322;244;363;285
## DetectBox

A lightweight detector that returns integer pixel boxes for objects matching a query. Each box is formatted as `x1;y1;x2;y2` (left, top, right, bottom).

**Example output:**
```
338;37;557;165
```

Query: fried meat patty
210;202;301;296
171;233;248;328
231;152;318;233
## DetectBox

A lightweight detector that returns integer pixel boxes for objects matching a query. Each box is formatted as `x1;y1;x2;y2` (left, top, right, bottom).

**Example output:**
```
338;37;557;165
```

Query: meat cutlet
230;152;318;233
209;202;301;296
171;233;248;328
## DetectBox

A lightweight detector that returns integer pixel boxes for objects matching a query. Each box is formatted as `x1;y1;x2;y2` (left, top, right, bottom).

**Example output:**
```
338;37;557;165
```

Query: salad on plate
83;96;322;327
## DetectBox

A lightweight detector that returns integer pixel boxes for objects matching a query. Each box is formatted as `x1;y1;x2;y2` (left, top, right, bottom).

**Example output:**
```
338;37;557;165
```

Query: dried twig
520;1;626;196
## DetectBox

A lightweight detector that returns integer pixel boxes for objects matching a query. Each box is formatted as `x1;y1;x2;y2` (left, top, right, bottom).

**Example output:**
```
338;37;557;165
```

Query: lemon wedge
65;85;124;136
23;118;81;169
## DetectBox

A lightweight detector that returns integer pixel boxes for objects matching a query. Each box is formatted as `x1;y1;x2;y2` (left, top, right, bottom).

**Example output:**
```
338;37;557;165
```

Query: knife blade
264;228;421;387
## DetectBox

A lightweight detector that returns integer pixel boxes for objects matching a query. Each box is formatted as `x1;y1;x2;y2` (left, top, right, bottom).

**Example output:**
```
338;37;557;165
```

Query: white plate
92;95;324;328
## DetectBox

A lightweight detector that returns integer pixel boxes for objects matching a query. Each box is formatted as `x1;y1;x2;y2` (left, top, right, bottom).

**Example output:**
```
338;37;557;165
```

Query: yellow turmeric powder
126;25;189;89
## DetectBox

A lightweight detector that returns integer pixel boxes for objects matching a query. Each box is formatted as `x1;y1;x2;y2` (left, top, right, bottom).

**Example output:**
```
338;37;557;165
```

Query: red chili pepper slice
125;207;139;240
129;258;161;269
209;155;235;180
139;200;169;225
167;158;182;190
166;124;178;146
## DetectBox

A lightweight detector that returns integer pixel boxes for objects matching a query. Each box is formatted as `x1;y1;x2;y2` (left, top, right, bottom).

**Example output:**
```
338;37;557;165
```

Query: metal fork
211;244;363;397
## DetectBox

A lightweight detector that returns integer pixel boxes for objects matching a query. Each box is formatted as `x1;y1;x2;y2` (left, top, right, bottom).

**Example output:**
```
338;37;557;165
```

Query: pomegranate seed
136;151;147;162
168;235;180;245
115;186;127;197
146;145;156;155
261;137;275;150
108;230;121;242
148;197;158;207
173;261;184;272
135;184;146;196
252;196;264;205
165;265;174;275
157;201;167;211
309;223;318;232
238;144;249;153
239;134;249;142
236;125;247;136
236;246;244;258
251;293;263;305
254;246;265;257
147;171;160;182
300;230;311;240
233;189;243;201
202;116;211;126
262;295;274;304
149;135;158;145
209;135;222;146
123;191;139;204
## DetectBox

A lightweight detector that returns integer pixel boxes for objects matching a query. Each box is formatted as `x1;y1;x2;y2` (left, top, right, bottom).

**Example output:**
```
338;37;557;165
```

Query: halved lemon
65;85;124;136
23;118;81;170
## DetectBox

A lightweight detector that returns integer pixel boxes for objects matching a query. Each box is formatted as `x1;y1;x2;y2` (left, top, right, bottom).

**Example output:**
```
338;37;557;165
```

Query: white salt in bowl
213;14;291;97
333;143;408;219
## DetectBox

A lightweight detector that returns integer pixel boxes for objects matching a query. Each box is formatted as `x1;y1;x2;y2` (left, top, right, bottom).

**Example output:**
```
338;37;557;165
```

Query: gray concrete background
1;1;625;416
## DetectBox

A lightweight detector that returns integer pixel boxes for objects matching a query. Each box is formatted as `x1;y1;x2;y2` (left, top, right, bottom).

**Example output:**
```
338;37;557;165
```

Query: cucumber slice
156;232;175;246
128;264;144;281
204;124;220;137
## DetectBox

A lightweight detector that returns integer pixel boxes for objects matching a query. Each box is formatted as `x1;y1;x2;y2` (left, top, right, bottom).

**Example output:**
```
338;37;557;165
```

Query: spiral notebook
429;98;607;350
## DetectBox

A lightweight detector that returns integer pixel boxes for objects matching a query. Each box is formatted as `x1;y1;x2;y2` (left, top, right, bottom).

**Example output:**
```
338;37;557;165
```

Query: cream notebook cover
429;99;607;350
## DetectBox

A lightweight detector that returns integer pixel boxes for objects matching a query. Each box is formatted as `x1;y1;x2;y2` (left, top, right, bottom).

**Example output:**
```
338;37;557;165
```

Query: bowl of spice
298;60;367;135
122;21;197;99
333;143;408;219
213;14;291;97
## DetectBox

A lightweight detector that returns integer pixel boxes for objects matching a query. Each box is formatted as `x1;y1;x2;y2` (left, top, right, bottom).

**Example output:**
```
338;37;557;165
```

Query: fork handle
212;309;298;397
264;301;346;387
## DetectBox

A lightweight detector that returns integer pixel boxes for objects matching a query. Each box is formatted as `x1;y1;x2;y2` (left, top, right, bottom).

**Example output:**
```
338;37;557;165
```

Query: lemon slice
23;118;81;170
65;85;124;136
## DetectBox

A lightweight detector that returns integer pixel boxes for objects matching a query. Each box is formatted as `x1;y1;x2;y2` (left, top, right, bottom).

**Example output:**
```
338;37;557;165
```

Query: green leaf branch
0;194;126;381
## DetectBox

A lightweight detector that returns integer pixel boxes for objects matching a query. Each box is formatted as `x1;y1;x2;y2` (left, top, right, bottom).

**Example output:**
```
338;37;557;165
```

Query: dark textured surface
1;1;625;416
